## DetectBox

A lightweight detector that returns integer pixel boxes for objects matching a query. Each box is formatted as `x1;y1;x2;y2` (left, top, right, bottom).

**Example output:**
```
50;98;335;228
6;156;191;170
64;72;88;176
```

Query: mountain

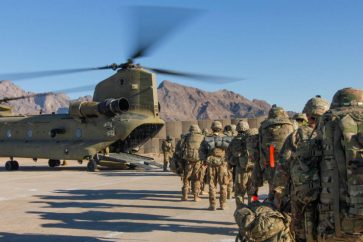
157;80;270;121
0;80;271;120
0;80;91;115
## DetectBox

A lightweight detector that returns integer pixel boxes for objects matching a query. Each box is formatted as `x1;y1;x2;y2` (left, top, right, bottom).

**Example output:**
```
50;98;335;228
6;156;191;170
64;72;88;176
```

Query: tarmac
0;158;268;242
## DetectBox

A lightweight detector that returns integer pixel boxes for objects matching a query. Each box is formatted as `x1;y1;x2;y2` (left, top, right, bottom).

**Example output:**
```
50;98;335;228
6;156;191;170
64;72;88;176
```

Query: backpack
259;118;294;181
234;202;294;242
317;107;363;240
290;126;322;205
181;133;204;162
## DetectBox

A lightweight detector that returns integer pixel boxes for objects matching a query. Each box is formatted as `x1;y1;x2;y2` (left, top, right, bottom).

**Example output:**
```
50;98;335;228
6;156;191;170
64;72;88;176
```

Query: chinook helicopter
0;6;241;172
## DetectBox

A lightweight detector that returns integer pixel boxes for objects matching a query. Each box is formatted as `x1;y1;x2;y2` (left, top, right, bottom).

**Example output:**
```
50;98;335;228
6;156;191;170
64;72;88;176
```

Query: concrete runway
0;158;268;242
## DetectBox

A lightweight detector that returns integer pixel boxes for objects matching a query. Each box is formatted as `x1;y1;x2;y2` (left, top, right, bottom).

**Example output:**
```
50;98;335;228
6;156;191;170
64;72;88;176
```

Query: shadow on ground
29;188;236;236
0;232;113;242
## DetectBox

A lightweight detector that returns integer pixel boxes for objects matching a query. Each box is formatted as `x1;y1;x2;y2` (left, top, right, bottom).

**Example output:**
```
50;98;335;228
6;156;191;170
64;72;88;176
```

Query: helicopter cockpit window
75;128;82;138
6;130;11;138
27;130;33;138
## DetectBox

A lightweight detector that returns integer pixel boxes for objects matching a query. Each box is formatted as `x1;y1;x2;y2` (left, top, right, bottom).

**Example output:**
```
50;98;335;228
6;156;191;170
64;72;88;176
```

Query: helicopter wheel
87;159;99;172
48;159;61;168
11;160;19;170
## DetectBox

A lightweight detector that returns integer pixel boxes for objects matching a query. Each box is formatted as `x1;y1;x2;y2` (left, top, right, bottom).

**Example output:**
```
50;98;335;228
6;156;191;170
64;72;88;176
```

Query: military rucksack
227;134;247;167
181;133;204;162
204;135;232;166
290;126;322;205
234;201;294;242
315;106;363;241
259;117;294;180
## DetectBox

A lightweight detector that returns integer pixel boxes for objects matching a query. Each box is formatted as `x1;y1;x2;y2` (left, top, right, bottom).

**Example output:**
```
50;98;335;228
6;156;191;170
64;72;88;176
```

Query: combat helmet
293;113;308;123
268;104;289;119
236;120;249;132
303;95;330;117
189;124;201;134
246;128;259;136
166;135;173;141
330;87;363;109
211;120;223;131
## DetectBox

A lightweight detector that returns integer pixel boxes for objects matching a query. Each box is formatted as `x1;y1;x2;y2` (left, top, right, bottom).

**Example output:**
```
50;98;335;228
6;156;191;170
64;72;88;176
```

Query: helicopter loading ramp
95;152;163;171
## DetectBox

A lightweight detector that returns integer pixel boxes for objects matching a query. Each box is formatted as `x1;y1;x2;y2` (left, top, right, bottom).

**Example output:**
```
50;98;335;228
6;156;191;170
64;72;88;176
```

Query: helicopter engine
68;98;130;119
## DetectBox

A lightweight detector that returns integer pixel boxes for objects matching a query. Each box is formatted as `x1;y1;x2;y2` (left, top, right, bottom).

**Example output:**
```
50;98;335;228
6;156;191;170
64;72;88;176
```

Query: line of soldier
234;87;363;242
162;87;363;242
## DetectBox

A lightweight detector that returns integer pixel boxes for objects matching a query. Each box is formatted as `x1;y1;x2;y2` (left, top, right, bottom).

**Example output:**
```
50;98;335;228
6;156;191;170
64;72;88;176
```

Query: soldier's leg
234;170;244;204
208;167;217;210
218;165;229;210
227;168;233;199
244;171;253;204
163;155;168;172
192;162;202;202
291;196;306;241
181;164;192;201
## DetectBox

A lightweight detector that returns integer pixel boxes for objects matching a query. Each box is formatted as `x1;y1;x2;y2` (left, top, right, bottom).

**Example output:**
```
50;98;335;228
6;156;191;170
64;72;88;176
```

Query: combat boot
219;203;225;210
193;194;201;202
181;188;188;201
208;205;216;211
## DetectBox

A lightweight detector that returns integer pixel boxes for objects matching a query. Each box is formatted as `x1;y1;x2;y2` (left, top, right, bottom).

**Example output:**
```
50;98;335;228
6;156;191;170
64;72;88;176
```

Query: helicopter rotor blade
0;84;95;103
0;64;120;81
144;66;244;83
128;6;202;60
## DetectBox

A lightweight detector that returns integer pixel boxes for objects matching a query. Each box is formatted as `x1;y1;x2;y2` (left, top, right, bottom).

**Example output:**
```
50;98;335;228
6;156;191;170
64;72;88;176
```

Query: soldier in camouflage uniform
254;105;295;199
243;128;260;203
202;120;232;210
292;113;308;129
180;124;205;201
226;120;250;202
225;123;243;199
161;135;174;172
272;95;330;242
314;88;363;242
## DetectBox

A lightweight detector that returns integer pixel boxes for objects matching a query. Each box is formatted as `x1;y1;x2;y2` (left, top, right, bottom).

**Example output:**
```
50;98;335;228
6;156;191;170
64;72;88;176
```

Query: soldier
272;95;330;242
314;88;363;242
254;105;294;199
226;120;250;202
161;135;174;172
224;124;233;137
243;128;260;203
230;124;238;136
225;122;244;199
180;124;205;201
202;128;210;136
202;120;232;210
292;112;308;129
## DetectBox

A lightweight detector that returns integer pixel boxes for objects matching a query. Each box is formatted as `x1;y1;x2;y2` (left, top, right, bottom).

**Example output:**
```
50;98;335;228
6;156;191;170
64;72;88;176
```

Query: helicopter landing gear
5;160;19;171
48;159;61;168
87;158;99;172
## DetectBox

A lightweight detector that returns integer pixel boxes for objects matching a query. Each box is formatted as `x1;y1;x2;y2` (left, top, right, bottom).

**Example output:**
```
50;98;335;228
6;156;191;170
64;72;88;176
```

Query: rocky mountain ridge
0;80;271;120
158;80;270;121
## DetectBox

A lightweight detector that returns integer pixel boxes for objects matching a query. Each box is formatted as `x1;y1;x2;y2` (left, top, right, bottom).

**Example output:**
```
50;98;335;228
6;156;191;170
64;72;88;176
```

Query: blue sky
0;0;362;112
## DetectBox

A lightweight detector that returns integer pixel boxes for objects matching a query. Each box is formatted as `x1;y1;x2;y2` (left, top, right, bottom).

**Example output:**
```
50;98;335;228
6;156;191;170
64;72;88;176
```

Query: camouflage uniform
225;124;240;199
226;120;249;203
202;120;232;210
234;200;294;242
180;124;205;201
161;135;174;172
242;128;260;203
255;105;294;199
315;88;363;242
273;95;330;242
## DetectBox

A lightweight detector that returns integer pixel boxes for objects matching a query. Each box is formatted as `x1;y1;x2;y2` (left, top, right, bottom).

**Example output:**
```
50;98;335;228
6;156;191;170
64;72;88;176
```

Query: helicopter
0;6;242;172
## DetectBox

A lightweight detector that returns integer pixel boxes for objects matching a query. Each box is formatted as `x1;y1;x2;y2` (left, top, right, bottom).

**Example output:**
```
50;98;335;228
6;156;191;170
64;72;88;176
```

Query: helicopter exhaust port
98;98;130;116
69;98;130;118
